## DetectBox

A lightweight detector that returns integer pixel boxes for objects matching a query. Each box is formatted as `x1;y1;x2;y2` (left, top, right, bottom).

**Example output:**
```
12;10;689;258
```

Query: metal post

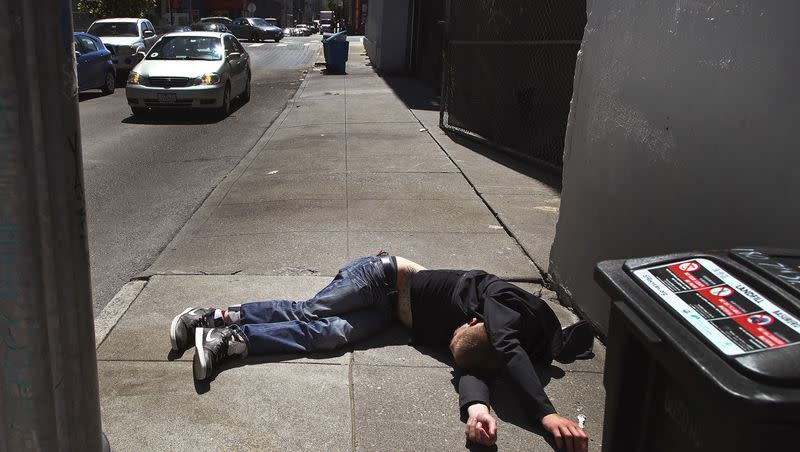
1;1;104;451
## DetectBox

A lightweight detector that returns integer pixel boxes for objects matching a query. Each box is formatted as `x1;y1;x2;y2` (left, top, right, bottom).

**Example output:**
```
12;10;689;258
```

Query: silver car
126;32;250;117
87;18;158;72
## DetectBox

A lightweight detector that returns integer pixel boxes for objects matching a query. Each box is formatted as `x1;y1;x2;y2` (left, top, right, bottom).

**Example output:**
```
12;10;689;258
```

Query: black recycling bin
595;248;800;452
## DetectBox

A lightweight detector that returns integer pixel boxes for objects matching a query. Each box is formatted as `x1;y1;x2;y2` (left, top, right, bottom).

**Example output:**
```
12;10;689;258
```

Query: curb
94;279;147;348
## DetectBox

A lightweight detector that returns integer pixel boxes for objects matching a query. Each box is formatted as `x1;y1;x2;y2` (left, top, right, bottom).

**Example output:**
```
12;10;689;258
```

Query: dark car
73;32;116;94
201;17;233;26
228;17;283;42
190;22;229;33
156;24;191;34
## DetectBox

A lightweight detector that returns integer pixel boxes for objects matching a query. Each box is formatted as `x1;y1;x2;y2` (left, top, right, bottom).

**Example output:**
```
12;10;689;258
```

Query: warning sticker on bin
633;258;800;356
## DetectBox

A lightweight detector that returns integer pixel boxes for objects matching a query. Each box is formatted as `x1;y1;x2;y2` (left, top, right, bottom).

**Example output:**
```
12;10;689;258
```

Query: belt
380;255;398;290
380;256;399;312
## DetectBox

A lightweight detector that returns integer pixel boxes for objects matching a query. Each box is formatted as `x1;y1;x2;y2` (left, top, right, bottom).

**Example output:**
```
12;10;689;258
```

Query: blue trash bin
322;31;349;74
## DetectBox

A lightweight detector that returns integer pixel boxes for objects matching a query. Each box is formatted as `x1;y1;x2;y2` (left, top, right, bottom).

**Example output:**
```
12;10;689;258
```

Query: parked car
73;32;116;94
190;22;229;33
156;24;191;34
295;24;313;36
228;17;283;42
87;18;158;73
126;32;251;117
200;16;233;26
319;20;334;35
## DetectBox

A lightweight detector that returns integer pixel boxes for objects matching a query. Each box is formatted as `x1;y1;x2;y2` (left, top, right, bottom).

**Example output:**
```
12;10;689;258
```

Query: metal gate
440;0;586;171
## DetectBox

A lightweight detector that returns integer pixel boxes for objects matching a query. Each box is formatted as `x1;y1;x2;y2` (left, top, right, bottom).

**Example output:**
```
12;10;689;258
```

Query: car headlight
195;73;221;85
127;71;140;85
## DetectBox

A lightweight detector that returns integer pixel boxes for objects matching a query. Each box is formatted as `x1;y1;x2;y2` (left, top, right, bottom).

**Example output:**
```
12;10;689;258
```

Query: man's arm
483;300;588;451
458;374;497;446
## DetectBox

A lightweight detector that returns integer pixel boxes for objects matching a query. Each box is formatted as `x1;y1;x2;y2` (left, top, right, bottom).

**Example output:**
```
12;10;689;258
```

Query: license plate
157;93;176;103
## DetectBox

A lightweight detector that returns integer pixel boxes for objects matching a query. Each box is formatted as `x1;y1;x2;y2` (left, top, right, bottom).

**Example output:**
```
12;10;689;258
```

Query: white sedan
126;32;251;117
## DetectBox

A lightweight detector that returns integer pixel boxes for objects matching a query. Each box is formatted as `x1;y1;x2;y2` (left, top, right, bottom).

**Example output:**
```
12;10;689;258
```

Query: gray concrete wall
364;0;410;72
550;0;800;334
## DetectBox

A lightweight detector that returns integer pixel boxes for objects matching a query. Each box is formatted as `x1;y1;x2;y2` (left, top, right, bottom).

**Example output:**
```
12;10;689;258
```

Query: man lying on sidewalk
169;255;593;451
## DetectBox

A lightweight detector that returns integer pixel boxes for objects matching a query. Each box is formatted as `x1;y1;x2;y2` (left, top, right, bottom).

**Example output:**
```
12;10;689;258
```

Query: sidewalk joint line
344;69;356;452
348;352;357;452
344;65;351;256
410;110;552;285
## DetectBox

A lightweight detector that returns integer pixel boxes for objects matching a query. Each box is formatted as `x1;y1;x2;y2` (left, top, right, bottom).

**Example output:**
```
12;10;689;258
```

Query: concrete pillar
1;1;104;450
550;0;800;334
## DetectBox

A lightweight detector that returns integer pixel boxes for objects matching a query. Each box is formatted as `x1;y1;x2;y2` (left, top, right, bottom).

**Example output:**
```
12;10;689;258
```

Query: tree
75;0;157;18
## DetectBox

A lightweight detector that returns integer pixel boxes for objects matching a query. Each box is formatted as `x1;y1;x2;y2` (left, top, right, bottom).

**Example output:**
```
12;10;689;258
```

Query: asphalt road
79;35;321;314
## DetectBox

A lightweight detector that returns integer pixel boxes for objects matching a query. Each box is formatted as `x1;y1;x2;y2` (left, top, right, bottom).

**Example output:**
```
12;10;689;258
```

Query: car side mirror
143;30;155;37
137;51;146;59
227;52;241;61
75;51;82;58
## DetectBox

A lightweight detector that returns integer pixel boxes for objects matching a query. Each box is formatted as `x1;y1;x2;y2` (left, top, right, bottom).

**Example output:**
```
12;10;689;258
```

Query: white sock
226;309;241;325
228;337;247;357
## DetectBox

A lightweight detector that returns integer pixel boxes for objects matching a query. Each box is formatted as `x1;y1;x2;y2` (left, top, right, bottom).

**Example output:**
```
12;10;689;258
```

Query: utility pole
1;1;105;451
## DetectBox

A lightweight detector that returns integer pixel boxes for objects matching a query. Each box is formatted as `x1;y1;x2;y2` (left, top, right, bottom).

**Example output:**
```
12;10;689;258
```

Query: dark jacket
410;270;564;420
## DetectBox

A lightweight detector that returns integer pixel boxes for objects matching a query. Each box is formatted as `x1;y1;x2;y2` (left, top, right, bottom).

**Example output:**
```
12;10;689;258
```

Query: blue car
74;32;116;94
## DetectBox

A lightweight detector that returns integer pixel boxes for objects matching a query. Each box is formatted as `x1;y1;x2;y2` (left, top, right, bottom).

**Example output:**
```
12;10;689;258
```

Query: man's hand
465;403;497;446
541;413;588;452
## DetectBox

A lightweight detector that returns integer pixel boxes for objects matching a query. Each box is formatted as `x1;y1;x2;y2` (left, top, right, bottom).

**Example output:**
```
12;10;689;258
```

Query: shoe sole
194;327;211;381
170;307;194;351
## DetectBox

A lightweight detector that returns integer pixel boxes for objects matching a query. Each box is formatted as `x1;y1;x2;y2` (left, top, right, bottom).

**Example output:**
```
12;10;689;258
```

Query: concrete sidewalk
95;41;605;451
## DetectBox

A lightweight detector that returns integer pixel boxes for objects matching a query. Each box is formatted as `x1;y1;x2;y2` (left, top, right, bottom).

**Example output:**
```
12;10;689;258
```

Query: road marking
276;43;288;47
304;43;311;46
249;43;264;47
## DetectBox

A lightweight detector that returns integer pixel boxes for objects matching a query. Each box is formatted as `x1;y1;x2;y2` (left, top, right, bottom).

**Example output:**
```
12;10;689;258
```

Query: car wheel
241;72;251;102
131;107;148;116
274;37;281;43
101;71;116;95
217;83;231;118
250;32;258;42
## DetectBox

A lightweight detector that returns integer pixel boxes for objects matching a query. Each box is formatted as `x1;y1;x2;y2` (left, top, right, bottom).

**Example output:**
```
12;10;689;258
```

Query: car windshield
88;22;139;37
250;18;269;27
146;36;222;61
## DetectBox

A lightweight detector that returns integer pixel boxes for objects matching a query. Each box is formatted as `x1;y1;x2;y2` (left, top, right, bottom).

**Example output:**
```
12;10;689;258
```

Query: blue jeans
233;256;395;354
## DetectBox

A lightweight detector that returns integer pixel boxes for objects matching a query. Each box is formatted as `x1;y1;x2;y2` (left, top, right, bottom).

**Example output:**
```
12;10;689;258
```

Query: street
79;35;322;314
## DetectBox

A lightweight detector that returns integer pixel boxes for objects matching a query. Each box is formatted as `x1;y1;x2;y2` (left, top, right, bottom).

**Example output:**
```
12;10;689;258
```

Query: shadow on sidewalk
381;74;562;193
183;324;566;450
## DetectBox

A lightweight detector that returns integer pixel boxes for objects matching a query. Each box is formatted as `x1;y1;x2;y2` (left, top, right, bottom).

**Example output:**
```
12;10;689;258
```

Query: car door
229;19;248;39
224;36;244;93
143;21;157;49
75;34;104;89
233;38;249;87
74;36;89;91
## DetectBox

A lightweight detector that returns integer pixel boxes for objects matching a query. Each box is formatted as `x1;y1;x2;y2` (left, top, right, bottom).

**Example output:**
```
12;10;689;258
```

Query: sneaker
193;326;248;381
169;307;221;352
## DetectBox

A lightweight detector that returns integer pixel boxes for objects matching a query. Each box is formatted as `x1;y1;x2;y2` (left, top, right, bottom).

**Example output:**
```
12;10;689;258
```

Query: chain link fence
440;0;586;171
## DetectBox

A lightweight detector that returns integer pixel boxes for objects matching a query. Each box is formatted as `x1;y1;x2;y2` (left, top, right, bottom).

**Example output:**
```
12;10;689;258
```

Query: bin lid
599;249;800;384
323;31;347;43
